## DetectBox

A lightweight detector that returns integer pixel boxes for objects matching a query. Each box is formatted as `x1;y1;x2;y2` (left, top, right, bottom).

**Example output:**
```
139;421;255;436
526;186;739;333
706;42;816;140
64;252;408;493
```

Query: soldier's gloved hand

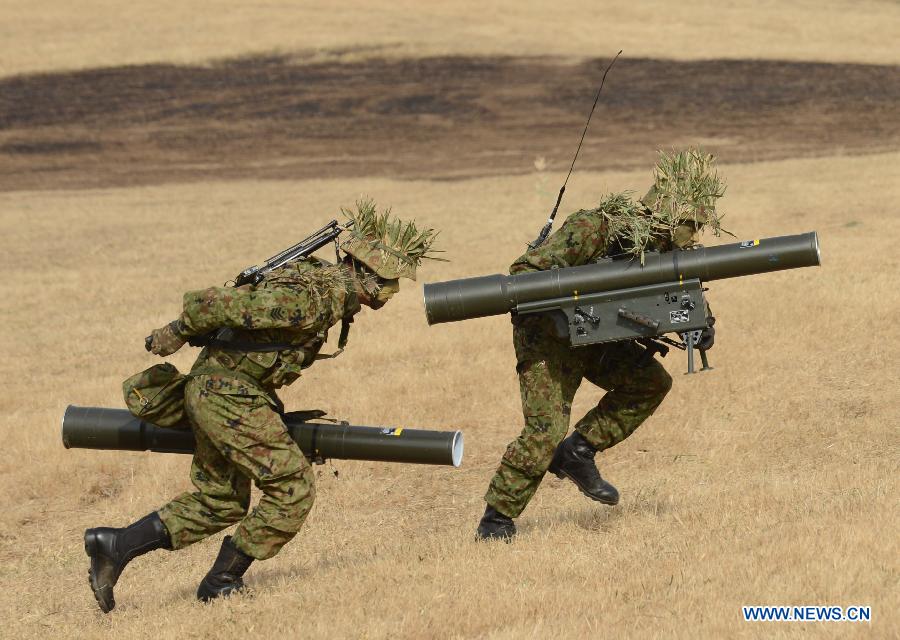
148;321;187;356
698;316;716;351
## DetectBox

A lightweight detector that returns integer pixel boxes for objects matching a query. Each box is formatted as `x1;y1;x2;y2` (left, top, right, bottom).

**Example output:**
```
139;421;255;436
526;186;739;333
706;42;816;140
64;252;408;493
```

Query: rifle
145;219;354;351
233;218;354;286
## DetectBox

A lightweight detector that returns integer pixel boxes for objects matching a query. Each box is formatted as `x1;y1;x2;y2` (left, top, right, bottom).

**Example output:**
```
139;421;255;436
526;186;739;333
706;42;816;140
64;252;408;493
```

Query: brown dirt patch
1;55;898;190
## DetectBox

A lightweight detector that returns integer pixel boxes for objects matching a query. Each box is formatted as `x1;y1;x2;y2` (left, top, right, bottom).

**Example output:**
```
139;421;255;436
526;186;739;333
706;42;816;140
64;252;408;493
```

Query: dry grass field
1;2;898;639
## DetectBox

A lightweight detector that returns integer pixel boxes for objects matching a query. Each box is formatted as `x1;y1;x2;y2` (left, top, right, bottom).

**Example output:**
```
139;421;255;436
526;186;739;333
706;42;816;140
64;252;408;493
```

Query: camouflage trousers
485;315;672;518
157;375;315;560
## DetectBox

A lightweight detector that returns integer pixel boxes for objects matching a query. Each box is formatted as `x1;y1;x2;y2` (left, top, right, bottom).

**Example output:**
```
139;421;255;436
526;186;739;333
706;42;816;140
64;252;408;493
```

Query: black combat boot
548;432;620;505
475;505;517;542
196;536;255;602
84;511;172;613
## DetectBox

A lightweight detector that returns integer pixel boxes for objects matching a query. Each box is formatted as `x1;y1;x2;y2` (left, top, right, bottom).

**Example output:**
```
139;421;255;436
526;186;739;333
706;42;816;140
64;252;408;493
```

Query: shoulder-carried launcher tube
424;232;820;325
62;406;464;467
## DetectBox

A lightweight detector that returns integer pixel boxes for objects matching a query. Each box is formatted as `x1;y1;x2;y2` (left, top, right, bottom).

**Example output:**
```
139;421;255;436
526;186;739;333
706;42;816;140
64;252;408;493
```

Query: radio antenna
528;50;623;249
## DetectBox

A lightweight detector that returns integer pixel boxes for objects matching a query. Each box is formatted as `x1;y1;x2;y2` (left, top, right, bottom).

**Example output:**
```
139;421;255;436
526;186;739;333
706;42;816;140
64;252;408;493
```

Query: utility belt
195;327;300;353
202;318;353;358
196;318;350;393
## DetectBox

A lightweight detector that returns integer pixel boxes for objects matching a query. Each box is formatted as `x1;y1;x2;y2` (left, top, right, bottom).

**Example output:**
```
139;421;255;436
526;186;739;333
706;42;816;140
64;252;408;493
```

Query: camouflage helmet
340;198;441;281
591;149;730;263
640;148;728;236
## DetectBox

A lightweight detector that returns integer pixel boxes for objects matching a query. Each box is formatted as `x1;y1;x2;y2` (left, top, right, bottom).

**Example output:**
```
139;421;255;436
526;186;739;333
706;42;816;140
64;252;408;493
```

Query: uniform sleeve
510;211;610;274
176;284;324;336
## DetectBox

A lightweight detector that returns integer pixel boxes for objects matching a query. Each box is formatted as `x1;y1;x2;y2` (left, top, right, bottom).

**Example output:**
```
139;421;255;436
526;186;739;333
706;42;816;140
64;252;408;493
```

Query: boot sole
197;581;247;602
549;467;619;506
84;531;114;613
475;528;515;543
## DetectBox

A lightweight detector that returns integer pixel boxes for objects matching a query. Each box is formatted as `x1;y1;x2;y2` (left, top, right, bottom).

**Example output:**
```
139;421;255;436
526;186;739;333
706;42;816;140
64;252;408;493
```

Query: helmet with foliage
593;148;729;262
340;198;442;281
640;147;727;234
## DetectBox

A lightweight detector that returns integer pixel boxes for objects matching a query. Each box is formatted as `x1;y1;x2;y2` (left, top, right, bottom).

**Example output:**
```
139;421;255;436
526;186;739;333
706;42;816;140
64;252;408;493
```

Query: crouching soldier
84;200;440;611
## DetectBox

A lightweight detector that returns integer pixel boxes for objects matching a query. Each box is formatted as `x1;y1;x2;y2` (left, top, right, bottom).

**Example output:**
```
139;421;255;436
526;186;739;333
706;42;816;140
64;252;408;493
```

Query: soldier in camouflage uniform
477;149;727;540
84;200;440;612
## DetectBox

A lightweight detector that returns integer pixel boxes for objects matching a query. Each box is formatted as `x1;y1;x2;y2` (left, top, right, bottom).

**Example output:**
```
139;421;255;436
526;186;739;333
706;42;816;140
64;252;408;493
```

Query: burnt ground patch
0;55;898;190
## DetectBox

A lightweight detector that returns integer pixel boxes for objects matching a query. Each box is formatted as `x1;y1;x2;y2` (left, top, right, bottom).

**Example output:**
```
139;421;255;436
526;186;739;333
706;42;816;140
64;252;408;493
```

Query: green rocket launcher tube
62;406;464;467
423;232;820;324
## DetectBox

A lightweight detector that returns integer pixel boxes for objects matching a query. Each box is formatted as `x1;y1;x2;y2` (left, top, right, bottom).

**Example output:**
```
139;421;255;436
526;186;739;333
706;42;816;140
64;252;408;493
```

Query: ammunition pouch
122;363;190;428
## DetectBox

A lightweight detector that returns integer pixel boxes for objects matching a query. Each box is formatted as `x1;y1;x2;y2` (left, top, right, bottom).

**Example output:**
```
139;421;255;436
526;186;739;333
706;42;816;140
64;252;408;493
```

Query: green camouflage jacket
173;259;359;398
511;209;613;274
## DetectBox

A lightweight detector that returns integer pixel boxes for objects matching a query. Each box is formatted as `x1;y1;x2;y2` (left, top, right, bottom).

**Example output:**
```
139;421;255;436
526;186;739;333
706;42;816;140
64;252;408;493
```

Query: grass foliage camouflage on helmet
593;149;730;263
592;192;657;262
265;262;355;301
643;147;728;234
340;198;443;281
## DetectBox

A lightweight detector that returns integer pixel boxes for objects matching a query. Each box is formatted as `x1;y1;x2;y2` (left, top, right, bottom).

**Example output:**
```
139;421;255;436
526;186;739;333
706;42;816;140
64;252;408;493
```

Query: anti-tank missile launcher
423;232;821;373
63;406;464;467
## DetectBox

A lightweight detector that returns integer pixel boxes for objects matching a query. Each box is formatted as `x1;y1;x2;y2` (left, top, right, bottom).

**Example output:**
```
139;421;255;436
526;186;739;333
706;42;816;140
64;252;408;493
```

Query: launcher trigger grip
636;338;669;368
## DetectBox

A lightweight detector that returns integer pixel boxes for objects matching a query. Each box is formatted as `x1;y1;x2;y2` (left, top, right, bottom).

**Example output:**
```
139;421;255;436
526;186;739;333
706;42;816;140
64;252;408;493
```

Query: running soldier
84;200;440;611
477;149;725;540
